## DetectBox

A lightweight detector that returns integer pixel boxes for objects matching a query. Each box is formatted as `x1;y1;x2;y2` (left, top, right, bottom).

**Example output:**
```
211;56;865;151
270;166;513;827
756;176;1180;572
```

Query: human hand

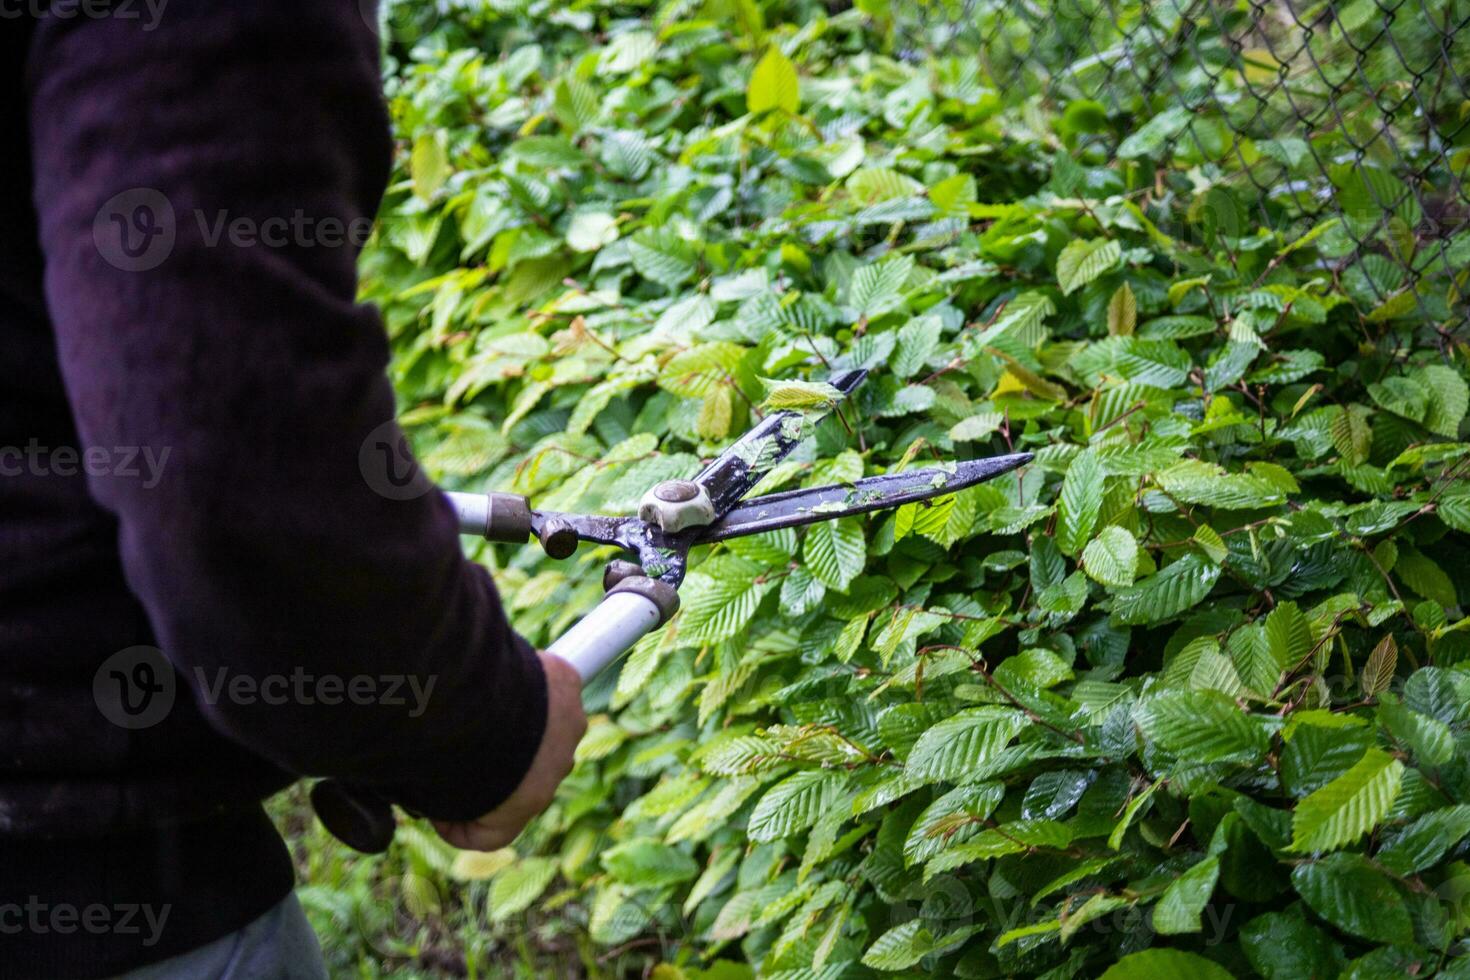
432;650;586;851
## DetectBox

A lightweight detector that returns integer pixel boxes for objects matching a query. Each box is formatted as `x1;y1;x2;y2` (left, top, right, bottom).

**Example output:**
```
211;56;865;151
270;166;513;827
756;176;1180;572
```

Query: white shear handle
548;590;663;681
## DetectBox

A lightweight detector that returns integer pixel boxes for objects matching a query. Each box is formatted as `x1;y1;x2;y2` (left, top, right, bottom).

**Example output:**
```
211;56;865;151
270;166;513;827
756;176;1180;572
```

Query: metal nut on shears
638;480;715;533
536;517;579;558
602;560;644;591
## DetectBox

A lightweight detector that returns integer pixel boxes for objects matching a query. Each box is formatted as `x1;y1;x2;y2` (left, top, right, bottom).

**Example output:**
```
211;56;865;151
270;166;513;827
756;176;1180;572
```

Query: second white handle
548;590;663;681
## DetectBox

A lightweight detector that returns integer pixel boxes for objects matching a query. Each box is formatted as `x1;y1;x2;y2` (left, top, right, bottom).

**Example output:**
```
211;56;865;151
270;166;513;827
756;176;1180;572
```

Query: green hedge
344;1;1470;976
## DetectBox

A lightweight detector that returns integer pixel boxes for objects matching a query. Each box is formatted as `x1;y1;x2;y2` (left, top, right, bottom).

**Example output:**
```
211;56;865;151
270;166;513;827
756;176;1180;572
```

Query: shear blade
691;368;867;519
695;452;1033;542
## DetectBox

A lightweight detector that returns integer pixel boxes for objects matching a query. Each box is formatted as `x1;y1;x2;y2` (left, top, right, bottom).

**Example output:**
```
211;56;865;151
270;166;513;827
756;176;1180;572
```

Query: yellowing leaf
748;46;800;115
697;386;734;440
450;847;516;881
1360;634;1397;699
411;130;450;202
1107;282;1137;336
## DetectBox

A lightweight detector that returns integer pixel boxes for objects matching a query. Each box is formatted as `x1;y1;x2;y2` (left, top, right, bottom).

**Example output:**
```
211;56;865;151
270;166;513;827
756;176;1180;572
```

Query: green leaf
552;75;600;132
803;519;866;592
1099;949;1234;980
975;291;1054;348
1278;217;1341;257
949;411;1004;442
1378;804;1470;875
628;229;698;288
1240;906;1345;980
1289;747;1403;852
602;840;700;888
566;211;620;252
599;30;657;74
779;566;826;617
891;316;942;379
1418;364;1469;438
929;173;977;217
748;769;845;841
1379;694;1456;766
1152;855;1220;934
748;46;800;115
1395;550;1457;608
852;256;914;319
906;707;1027;782
489;858;559;922
1116;106;1192;160
1136;690;1272;763
1368;376;1429;423
1192;524;1228;564
860;919;979;970
1330;407;1372;466
1138;314;1217;339
1228;623;1284;697
1155;460;1288;509
1110;553;1222;626
678;559;776;643
1280;723;1373;798
1265;601;1313;672
1290;853;1414;944
1057;450;1104;556
1057;238;1121;295
1082;526;1138;588
903;782;1004;865
761;378;844;410
847;166;922;205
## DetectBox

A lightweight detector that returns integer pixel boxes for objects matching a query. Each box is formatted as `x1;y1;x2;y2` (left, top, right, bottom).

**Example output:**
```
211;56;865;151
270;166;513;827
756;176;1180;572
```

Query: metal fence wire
892;0;1470;332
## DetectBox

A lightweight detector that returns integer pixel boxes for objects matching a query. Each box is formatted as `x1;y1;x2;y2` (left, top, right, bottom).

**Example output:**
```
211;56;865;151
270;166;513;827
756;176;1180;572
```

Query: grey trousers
115;894;327;980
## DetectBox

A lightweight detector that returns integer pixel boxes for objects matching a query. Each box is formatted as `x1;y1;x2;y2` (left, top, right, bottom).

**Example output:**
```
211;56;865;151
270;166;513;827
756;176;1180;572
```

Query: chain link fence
893;0;1470;332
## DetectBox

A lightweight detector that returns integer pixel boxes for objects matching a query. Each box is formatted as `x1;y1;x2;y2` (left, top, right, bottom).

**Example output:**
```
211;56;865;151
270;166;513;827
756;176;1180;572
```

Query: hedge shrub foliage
362;1;1470;975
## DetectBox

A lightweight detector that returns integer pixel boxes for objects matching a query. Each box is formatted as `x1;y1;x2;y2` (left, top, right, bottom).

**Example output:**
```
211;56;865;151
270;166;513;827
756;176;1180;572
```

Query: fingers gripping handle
312;580;676;853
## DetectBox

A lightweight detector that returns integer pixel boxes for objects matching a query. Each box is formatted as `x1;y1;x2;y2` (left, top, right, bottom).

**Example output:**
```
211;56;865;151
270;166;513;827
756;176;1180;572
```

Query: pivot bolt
654;481;700;503
638;480;716;533
537;518;578;559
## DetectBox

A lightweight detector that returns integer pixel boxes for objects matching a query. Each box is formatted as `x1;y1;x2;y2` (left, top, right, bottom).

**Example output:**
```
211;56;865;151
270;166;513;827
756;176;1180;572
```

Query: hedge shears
313;369;1031;852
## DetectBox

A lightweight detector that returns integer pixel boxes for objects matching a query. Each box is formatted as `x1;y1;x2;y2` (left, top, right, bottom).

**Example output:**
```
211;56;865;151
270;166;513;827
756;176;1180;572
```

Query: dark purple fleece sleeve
24;2;546;821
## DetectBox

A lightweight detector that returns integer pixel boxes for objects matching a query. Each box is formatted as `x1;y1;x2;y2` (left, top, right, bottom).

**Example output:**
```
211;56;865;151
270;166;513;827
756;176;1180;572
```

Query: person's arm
25;2;560;822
